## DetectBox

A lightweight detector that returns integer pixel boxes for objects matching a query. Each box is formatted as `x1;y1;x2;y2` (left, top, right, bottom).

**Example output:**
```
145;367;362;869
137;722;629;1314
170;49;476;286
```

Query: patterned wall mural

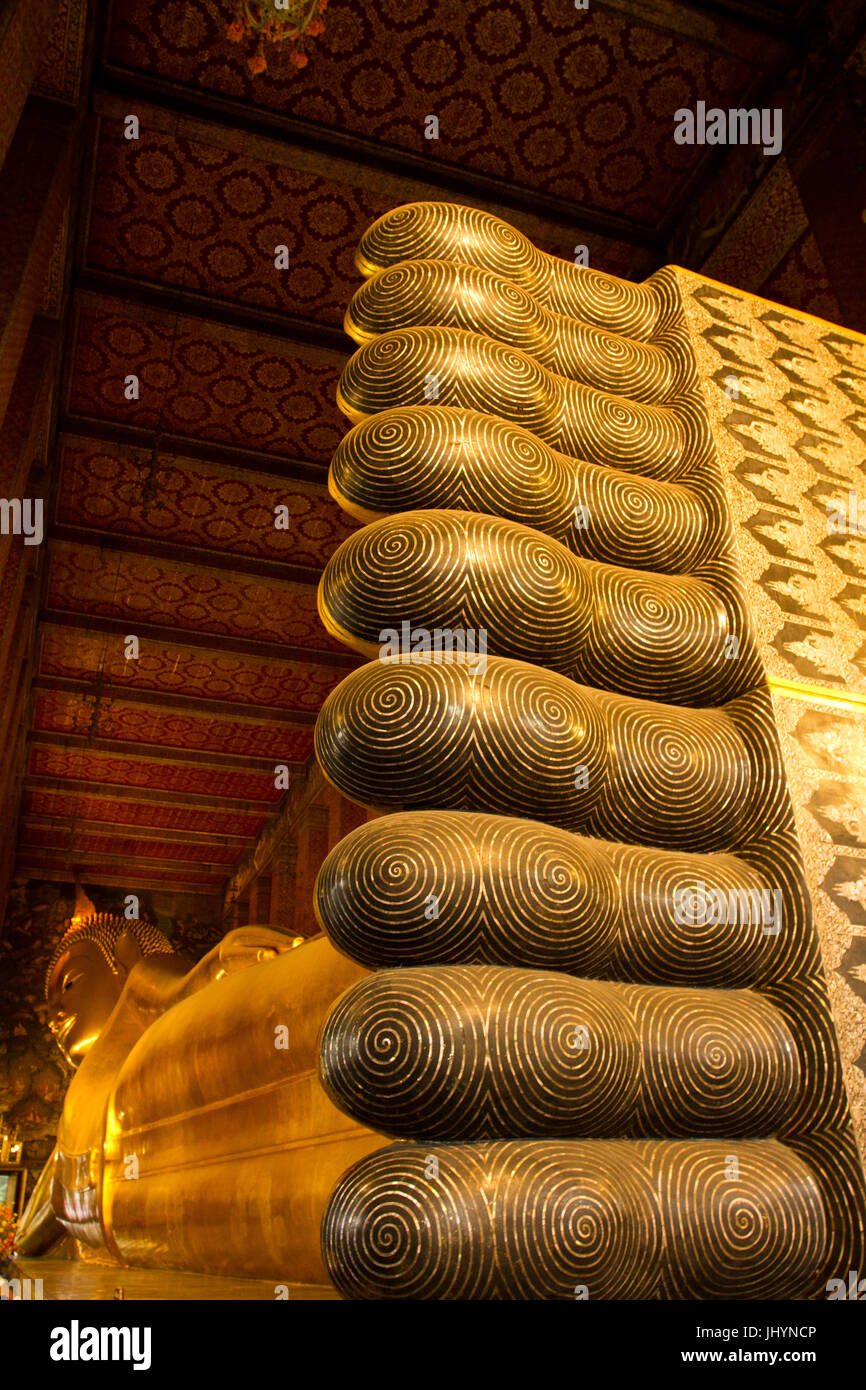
682;272;866;1169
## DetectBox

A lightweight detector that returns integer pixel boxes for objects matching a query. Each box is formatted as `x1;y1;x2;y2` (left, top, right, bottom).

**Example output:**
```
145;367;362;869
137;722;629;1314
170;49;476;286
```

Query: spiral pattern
330;406;720;572
765;971;855;1138
314;811;791;988
316;656;768;853
594;692;755;851
319;509;744;705
624;983;797;1136
322;1139;825;1300
337;329;689;480
346;260;680;402
312;200;862;1300
320;966;797;1142
658;1141;827;1299
347;204;716;493
323;1141;496;1300
356;202;663;339
782;1129;866;1292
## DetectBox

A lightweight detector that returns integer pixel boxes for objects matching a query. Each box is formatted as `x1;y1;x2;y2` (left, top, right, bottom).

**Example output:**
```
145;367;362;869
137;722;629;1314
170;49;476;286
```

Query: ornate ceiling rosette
227;0;327;76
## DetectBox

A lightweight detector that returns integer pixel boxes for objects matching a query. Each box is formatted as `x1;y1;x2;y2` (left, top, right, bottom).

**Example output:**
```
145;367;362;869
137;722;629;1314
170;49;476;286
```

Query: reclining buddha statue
17;885;842;1298
18;909;382;1284
17;200;866;1298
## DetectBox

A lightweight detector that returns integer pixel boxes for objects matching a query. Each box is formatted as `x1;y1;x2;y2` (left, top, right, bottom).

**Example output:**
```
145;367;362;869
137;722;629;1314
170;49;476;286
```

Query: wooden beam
0;0;68;170
75;268;354;356
39;609;358;669
32;675;320;727
58;417;333;485
0;105;75;426
24;773;277;814
660;1;866;262
16;858;227;892
49;525;326;589
21;813;255;847
597;0;800;48
18;840;235;868
224;762;329;907
29;730;297;772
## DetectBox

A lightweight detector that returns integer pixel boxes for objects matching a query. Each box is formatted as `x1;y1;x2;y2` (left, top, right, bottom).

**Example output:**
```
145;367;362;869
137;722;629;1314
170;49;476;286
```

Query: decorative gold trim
767;677;866;711
670;265;866;342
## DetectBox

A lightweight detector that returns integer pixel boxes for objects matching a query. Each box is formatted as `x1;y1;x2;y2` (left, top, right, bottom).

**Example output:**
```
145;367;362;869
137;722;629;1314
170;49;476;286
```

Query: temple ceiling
16;0;858;896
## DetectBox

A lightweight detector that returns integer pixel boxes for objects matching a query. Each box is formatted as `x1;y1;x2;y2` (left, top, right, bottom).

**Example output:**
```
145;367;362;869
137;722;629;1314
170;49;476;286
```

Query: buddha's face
47;939;123;1067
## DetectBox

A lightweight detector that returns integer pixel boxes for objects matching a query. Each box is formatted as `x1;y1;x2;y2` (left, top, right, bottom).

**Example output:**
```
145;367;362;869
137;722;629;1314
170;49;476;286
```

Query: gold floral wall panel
771;694;866;1171
681;274;866;1172
313;202;866;1299
679;274;866;695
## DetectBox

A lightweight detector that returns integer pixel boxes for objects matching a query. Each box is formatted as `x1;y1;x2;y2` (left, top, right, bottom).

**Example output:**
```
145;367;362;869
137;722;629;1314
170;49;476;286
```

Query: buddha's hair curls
45;913;175;998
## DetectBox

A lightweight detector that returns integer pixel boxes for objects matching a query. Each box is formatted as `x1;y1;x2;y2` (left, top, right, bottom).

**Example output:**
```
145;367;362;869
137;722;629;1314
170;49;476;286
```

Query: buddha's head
45;913;174;1067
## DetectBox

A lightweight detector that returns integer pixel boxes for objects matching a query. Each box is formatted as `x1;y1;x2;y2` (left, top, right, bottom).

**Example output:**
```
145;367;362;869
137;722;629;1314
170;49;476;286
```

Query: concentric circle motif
329;407;717;574
346;259;680;403
318;509;747;705
322;1139;825;1300
314;810;792;988
319;965;797;1141
312;199;860;1301
356;202;662;339
315;656;765;852
337;328;689;481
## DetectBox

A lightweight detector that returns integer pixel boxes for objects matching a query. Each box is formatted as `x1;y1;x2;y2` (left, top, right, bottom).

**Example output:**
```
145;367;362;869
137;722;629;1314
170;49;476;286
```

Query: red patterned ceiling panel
39;626;352;712
108;0;756;223
33;690;314;762
57;437;359;566
46;541;340;649
17;852;227;890
68;294;347;462
87;98;651;284
20;824;241;865
23;787;266;838
29;745;281;800
34;0;88;104
88;121;396;323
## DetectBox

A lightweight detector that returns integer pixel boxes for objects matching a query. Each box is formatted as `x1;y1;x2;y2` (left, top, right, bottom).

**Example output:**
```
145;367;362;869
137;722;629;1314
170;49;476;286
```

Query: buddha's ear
115;928;145;976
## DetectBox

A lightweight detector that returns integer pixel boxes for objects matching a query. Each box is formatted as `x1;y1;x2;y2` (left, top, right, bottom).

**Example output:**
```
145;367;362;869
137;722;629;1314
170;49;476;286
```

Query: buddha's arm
100;936;380;1280
143;928;300;1006
15;1150;66;1255
54;931;299;1165
134;926;300;1013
